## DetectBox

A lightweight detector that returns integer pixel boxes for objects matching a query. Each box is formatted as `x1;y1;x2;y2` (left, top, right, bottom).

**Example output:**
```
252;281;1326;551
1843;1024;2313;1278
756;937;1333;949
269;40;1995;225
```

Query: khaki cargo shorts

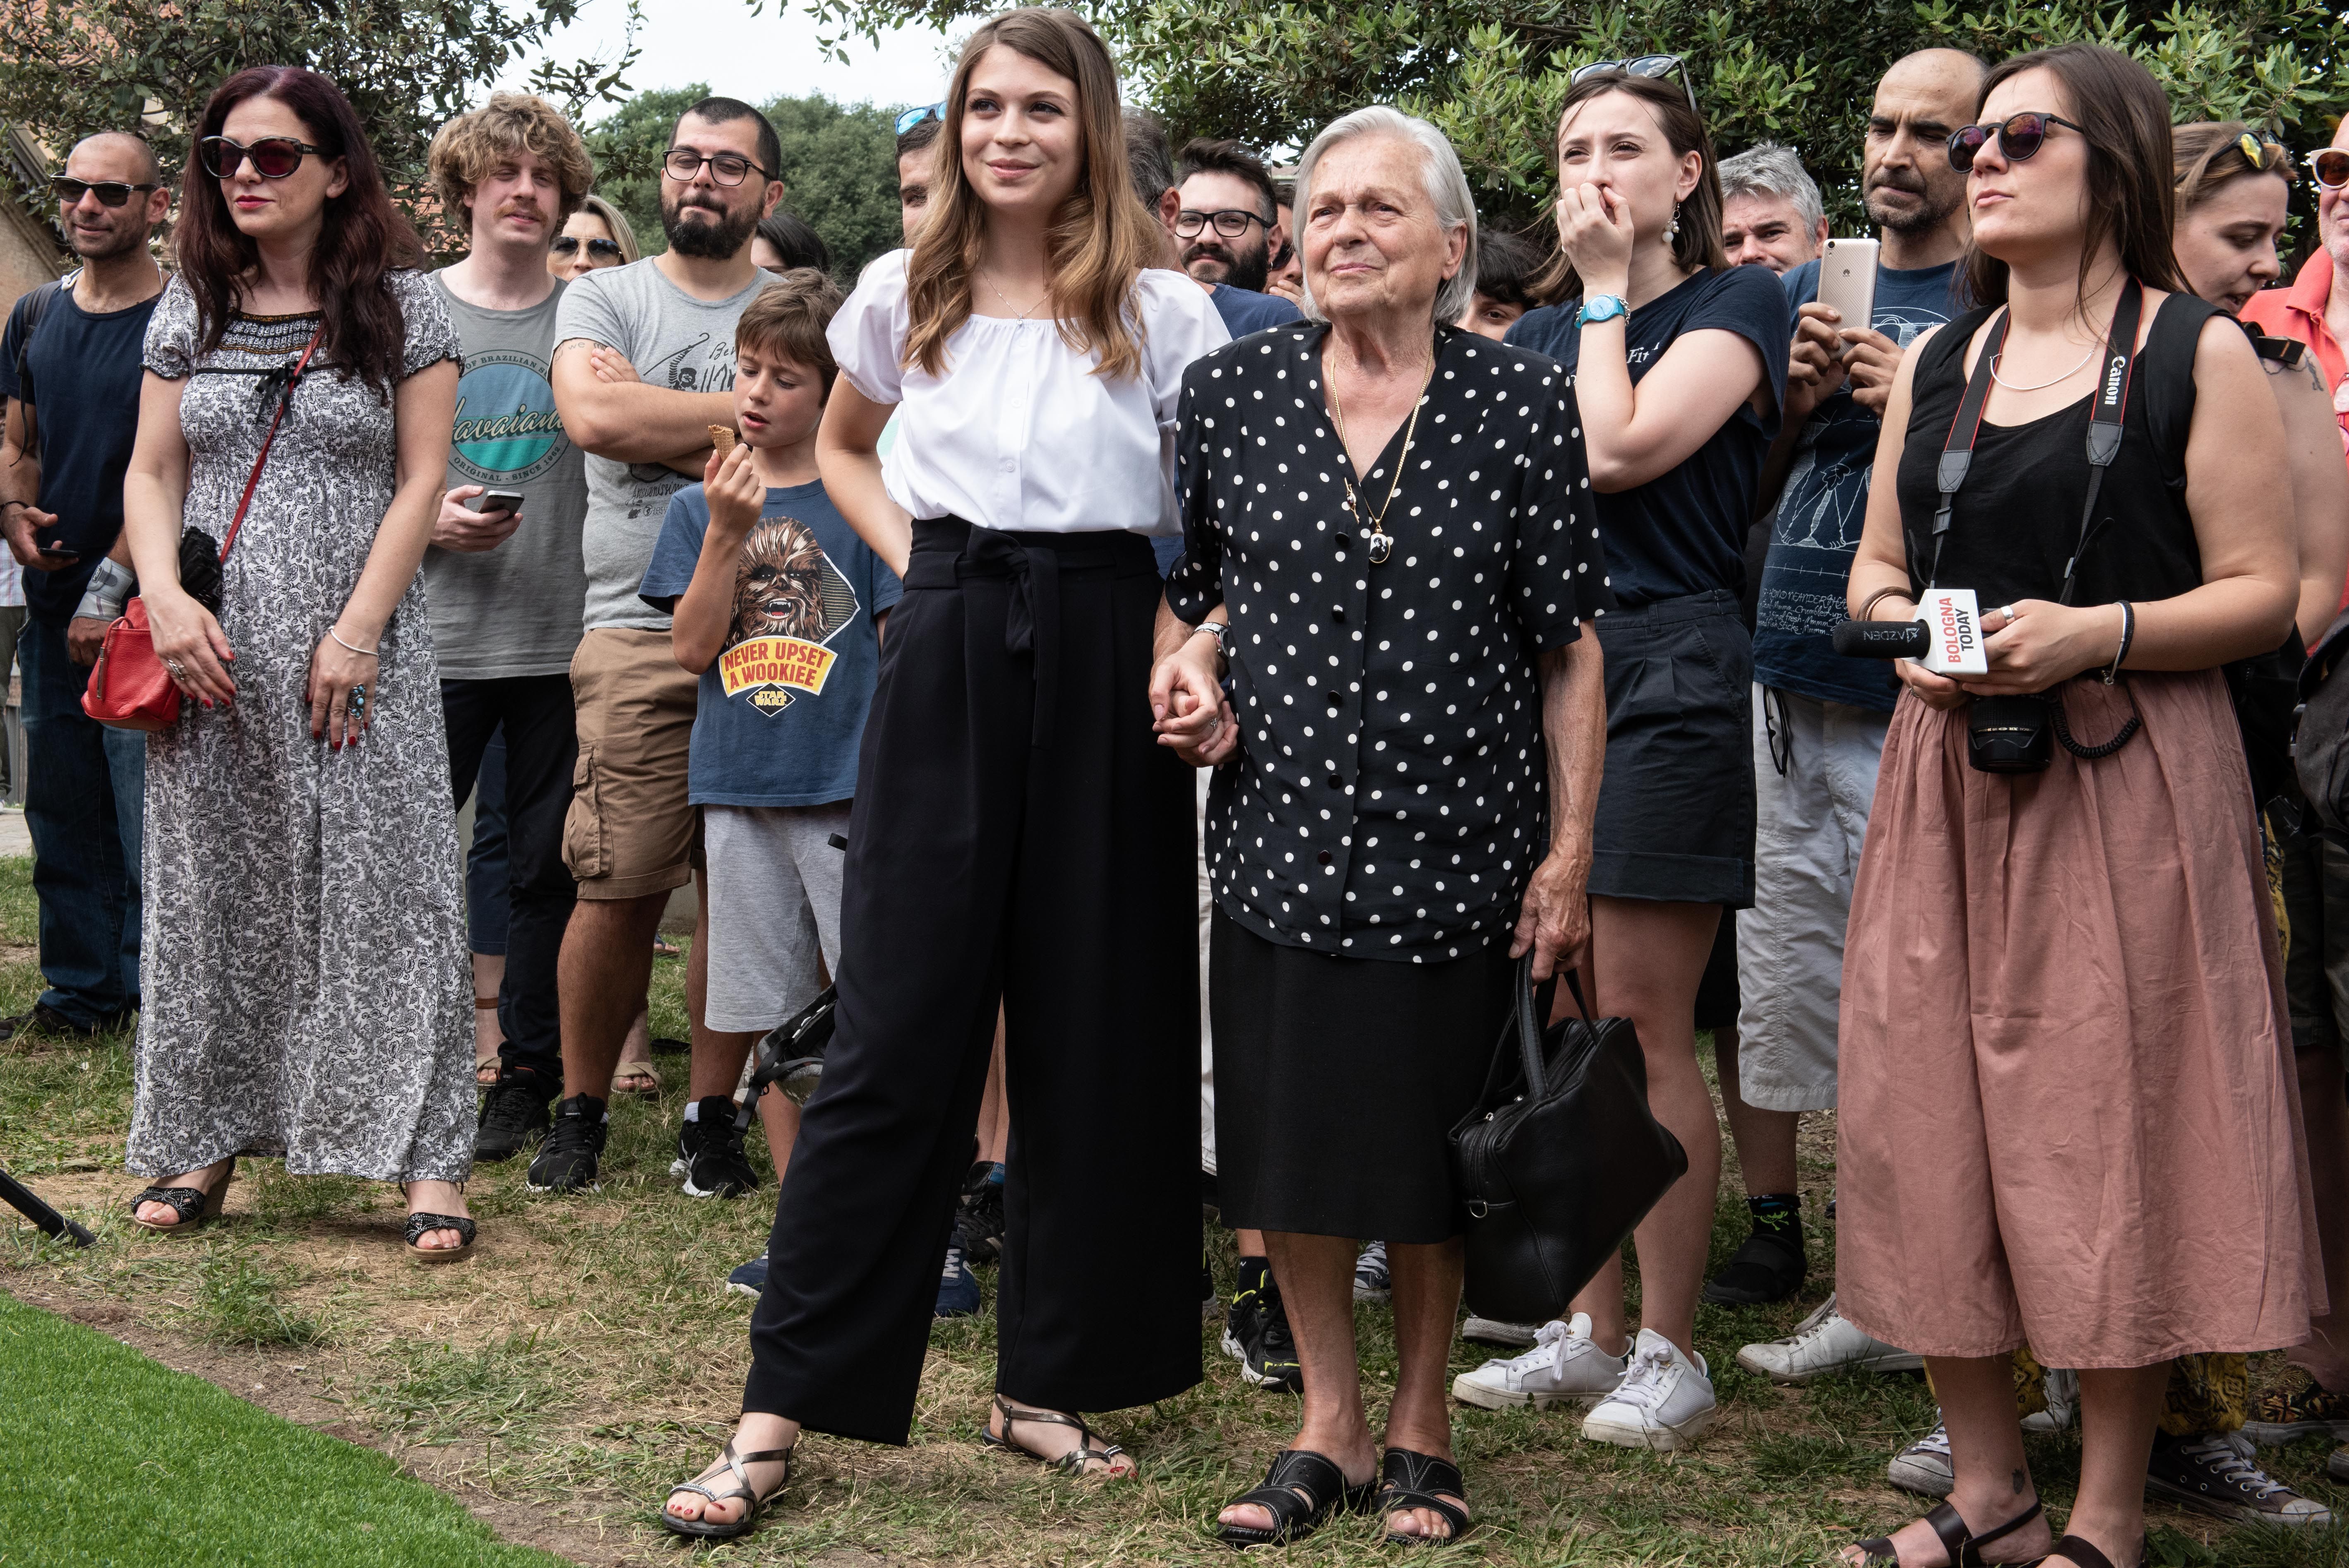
564;627;700;900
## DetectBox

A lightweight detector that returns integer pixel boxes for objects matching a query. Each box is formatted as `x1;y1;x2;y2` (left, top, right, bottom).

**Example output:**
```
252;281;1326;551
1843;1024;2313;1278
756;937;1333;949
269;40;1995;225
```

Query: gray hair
1292;106;1478;327
1716;142;1823;235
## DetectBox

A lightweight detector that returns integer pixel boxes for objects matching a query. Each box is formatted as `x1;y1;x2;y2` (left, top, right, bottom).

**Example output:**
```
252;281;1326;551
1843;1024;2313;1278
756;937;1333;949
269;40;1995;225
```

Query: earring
1663;201;1680;245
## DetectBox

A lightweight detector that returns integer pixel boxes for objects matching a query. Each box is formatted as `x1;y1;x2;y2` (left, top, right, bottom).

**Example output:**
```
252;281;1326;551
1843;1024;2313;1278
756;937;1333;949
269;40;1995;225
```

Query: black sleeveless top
1894;291;2221;607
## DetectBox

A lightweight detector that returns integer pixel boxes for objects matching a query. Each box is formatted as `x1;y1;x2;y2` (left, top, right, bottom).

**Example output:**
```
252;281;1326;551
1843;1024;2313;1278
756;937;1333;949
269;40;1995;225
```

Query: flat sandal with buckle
1848;1498;2043;1566
982;1394;1132;1477
660;1437;795;1540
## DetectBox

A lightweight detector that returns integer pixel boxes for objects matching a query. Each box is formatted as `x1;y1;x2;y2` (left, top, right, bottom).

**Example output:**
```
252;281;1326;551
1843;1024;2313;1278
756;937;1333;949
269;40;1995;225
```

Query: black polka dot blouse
1165;323;1615;963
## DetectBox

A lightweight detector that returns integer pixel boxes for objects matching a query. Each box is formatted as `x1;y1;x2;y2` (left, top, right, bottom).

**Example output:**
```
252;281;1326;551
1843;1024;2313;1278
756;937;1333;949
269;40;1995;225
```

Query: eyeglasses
50;176;159;208
1945;112;2087;172
894;102;946;136
549;235;624;262
1570;54;1697;112
198;136;322;180
1174;208;1269;240
661;148;771;187
2305;148;2349;191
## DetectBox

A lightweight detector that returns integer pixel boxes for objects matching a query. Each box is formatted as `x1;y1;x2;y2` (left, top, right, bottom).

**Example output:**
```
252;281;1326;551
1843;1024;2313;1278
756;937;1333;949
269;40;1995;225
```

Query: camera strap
1929;279;2144;602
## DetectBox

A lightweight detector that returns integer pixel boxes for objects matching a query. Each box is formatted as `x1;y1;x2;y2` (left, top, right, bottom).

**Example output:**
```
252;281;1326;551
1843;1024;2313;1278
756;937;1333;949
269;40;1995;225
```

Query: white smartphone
1816;237;1880;334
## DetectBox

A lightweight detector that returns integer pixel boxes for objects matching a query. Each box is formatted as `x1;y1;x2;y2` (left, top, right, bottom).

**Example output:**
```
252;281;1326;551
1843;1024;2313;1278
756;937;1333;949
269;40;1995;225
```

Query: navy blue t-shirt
1755;258;1961;711
0;279;161;623
1207;284;1303;340
639;479;902;807
1508;266;1788;606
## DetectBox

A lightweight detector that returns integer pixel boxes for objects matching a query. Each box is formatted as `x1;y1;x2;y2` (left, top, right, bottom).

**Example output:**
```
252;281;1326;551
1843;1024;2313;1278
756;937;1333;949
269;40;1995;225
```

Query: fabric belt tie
961;526;1062;750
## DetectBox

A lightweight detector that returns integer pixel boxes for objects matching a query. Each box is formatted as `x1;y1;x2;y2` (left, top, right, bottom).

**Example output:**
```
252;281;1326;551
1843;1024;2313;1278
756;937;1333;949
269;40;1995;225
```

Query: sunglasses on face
1175;208;1268;240
894;102;946;136
661;149;770;187
549;235;624;262
1946;111;2087;172
2306;148;2349;191
1570;54;1697;112
51;176;159;208
198;135;322;180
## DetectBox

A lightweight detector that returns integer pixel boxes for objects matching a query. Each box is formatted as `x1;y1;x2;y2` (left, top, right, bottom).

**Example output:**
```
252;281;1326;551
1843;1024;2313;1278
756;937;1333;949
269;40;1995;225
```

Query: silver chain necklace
1989;334;2101;393
978;271;1043;321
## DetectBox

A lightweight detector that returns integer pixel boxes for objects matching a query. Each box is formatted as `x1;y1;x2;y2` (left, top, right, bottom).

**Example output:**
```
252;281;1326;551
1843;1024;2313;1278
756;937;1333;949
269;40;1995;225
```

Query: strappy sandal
982;1393;1134;1478
2034;1536;2146;1568
128;1157;235;1235
1847;1499;2043;1566
610;1058;662;1097
1378;1448;1471;1546
660;1436;794;1539
401;1183;477;1264
1217;1448;1376;1548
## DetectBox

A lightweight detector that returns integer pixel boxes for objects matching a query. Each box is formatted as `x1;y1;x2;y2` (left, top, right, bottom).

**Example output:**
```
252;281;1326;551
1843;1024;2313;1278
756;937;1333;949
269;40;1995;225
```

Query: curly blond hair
429;92;595;232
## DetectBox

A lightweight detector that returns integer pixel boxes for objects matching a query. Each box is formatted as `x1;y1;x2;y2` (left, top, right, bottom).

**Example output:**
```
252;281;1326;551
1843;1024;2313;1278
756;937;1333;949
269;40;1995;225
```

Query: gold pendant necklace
1325;341;1436;565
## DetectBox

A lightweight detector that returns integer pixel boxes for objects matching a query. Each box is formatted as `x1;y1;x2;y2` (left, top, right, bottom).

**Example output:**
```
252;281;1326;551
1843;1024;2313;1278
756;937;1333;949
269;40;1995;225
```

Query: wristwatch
1576;293;1629;327
1192;620;1229;660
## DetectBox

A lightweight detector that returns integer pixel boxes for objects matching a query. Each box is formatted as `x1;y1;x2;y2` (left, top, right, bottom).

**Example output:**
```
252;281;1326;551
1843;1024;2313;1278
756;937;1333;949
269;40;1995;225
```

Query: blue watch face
1578;294;1628;324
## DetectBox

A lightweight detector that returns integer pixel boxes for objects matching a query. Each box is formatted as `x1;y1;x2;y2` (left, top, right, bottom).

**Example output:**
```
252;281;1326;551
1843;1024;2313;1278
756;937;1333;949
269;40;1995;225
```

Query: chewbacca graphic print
640;478;902;808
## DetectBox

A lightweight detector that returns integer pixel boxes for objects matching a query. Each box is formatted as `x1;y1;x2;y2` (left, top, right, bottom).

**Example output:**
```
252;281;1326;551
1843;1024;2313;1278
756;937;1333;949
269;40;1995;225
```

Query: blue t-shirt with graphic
1755;258;1961;711
640;479;902;807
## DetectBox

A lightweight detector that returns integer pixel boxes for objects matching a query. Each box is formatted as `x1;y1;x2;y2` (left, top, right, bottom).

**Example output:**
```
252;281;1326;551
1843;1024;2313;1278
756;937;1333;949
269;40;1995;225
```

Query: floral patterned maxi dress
123;271;473;1184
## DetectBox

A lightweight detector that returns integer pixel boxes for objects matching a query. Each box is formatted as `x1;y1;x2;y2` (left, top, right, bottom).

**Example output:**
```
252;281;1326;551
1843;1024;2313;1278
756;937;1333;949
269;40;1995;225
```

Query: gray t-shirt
425;275;590;679
554;259;768;631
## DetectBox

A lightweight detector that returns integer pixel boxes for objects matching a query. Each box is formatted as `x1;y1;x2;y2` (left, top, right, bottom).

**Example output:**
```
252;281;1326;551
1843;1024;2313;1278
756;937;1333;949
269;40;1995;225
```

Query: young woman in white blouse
658;7;1228;1539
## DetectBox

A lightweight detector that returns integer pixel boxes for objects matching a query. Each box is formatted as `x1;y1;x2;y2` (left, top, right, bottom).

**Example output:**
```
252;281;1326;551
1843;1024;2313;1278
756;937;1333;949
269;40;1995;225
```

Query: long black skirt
1211;910;1514;1243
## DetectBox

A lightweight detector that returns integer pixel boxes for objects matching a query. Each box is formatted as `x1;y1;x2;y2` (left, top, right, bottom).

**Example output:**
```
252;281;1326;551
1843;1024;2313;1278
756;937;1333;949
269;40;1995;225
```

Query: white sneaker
2021;1366;2077;1434
1451;1313;1630;1410
1734;1292;1924;1384
1580;1329;1716;1450
1461;1314;1542;1348
1887;1419;1954;1498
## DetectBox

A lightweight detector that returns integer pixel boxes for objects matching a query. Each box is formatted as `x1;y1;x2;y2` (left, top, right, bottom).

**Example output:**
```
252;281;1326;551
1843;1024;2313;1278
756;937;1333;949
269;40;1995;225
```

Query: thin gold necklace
1325;341;1436;565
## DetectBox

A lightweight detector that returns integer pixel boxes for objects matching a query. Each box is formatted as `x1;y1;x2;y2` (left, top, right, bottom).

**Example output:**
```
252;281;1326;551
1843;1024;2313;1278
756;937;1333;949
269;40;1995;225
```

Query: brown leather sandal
1847;1499;2042;1566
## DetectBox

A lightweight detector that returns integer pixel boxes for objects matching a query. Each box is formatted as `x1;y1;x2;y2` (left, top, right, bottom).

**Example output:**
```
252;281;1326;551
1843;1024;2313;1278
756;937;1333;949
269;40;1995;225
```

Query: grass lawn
1;852;2345;1565
0;1287;569;1568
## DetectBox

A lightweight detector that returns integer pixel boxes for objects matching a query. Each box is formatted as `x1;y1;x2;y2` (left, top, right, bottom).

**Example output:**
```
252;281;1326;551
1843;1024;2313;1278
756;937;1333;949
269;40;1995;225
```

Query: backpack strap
8;269;78;448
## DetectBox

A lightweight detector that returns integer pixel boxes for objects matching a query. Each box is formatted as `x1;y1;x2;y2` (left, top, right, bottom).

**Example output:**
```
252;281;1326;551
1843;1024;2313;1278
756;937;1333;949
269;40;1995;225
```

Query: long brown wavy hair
176;65;425;396
1533;72;1729;303
1961;44;2186;309
903;7;1160;381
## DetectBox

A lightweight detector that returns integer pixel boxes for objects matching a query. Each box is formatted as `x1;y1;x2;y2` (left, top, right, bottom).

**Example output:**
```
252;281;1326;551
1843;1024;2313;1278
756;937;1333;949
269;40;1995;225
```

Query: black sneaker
528;1095;607;1192
954;1161;1005;1265
0;1001;122;1042
1222;1270;1303;1393
1702;1216;1806;1306
2146;1431;2332;1526
672;1096;760;1198
474;1075;551;1163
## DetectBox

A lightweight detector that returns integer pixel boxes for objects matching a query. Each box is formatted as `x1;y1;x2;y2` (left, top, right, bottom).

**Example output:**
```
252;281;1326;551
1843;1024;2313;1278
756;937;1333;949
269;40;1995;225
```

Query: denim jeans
19;616;143;1025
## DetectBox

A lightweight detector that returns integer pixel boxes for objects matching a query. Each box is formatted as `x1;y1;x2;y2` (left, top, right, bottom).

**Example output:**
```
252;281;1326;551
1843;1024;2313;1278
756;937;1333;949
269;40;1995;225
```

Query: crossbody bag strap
217;322;324;564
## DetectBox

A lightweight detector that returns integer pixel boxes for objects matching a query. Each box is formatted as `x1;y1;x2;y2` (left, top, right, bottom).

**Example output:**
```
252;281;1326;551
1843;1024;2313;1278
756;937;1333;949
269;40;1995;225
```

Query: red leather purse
84;324;322;731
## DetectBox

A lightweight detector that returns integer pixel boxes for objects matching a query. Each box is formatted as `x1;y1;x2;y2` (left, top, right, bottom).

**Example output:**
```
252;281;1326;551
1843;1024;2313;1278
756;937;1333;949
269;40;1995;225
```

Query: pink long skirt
1835;672;2320;1368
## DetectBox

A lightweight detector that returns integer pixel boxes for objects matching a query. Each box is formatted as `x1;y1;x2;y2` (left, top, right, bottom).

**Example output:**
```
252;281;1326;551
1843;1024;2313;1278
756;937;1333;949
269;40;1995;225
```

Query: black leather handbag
1448;958;1687;1325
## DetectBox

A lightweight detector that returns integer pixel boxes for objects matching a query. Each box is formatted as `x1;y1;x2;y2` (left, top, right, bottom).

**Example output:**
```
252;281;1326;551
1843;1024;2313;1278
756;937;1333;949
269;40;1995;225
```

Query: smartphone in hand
1816;238;1880;342
471;489;525;518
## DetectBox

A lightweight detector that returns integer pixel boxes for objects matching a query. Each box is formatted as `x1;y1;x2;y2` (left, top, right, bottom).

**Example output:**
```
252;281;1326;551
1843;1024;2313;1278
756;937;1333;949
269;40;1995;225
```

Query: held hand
1555;182;1635;291
66;615;108;667
3;504;74;571
1839;327;1903;416
145;588;236;706
703;442;766;538
588;346;642;385
432;486;522;553
306;627;378;749
1510;845;1592;980
1959;600;2120;696
1150;635;1236;766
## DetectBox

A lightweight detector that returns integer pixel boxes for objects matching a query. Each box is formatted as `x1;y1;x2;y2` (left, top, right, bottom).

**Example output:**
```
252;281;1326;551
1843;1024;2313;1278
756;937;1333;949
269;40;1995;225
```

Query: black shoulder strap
10;269;78;421
1926;307;2008;587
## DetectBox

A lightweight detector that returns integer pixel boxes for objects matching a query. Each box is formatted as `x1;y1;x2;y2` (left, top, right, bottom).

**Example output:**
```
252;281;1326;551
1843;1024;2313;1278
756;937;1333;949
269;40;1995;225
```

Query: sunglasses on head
198;135;322;180
894;102;946;136
51;175;159;208
2236;131;2288;172
1945;111;2086;172
549;235;624;261
2306;148;2349;191
1569;54;1697;113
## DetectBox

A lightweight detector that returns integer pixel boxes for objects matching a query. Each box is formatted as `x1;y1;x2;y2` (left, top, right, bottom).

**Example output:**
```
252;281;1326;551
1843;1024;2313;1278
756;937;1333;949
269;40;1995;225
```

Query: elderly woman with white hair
1150;105;1613;1549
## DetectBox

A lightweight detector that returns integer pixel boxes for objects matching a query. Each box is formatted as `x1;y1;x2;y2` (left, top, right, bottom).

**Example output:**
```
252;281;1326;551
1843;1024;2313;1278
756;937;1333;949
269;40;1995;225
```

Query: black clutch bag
178;526;223;615
1448;958;1686;1325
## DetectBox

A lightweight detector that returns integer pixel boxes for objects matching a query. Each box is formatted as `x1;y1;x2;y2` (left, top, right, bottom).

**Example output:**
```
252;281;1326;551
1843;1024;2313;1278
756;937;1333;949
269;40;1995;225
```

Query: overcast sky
493;0;964;117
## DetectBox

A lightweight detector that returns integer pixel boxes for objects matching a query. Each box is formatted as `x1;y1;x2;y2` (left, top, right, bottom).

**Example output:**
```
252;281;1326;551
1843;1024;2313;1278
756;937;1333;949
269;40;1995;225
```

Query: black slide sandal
660;1437;795;1539
1850;1498;2042;1566
2035;1536;2146;1568
1378;1448;1471;1546
1217;1448;1376;1548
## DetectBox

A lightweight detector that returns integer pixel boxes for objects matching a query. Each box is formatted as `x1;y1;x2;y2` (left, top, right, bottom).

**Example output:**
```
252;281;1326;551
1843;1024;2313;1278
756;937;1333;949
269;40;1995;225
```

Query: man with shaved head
1722;45;1979;1346
0;130;169;1042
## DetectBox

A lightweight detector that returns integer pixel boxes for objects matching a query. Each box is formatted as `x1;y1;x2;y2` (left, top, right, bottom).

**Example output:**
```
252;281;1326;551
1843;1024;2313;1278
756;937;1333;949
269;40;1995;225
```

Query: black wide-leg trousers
743;516;1202;1444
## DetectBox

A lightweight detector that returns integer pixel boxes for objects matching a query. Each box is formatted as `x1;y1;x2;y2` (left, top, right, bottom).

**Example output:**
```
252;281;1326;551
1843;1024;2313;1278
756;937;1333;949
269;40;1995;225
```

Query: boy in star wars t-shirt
639;273;898;1262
